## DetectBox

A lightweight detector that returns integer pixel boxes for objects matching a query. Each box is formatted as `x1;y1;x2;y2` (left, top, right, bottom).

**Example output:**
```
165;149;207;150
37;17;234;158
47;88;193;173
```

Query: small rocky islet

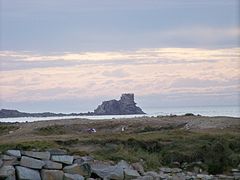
0;149;240;180
0;94;145;118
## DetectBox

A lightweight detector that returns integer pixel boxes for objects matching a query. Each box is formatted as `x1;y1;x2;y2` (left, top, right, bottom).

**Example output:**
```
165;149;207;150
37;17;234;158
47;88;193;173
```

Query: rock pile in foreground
0;149;240;180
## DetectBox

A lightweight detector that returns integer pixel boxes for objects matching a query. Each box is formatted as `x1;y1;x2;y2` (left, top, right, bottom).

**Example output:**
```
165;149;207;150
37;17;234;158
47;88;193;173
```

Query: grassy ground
0;124;19;135
0;116;239;174
1;126;239;174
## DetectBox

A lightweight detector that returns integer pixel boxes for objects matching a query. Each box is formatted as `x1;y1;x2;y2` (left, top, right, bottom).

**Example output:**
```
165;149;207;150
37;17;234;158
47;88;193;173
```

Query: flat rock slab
6;150;21;158
44;160;63;170
159;167;172;173
92;164;124;180
16;166;41;180
63;163;91;177
22;151;50;160
74;156;94;164
20;156;45;169
171;168;182;173
0;165;15;179
124;169;140;180
117;160;131;169
64;173;84;180
41;169;64;180
1;155;17;161
51;155;73;165
135;175;154;180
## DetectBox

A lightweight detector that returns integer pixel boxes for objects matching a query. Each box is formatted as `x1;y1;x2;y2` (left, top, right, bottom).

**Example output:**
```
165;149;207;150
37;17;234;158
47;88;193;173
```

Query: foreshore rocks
0;149;240;180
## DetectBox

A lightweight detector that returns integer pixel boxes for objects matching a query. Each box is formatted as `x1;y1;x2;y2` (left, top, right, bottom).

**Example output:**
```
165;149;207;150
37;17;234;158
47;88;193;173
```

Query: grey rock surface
51;155;73;165
124;169;140;180
1;155;16;161
74;156;94;164
22;151;50;160
1;155;18;166
117;160;131;169
20;156;45;169
63;163;91;177
0;165;15;179
217;174;234;179
131;162;144;175
44;160;63;170
16;166;41;180
41;169;64;180
91;163;124;180
233;172;240;179
64;173;84;180
135;175;154;180
0;159;3;167
6;150;21;158
94;94;145;115
144;171;160;178
159;167;172;173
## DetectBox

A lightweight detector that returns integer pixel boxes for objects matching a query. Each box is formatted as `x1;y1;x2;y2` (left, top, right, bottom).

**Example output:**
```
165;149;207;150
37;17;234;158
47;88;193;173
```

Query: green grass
35;125;67;135
80;130;240;174
0;124;19;135
0;141;58;152
0;128;239;174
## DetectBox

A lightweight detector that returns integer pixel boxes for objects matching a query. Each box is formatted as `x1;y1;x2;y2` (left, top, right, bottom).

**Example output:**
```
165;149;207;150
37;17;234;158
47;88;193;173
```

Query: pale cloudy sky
0;0;239;112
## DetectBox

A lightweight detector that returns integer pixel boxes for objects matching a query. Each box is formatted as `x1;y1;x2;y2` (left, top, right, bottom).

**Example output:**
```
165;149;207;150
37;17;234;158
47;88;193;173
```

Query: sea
0;105;239;123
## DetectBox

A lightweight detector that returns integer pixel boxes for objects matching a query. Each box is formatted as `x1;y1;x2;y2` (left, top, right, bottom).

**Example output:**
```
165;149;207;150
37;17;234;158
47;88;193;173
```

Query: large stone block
20;156;45;169
51;155;73;165
41;169;64;180
1;155;16;161
91;163;124;180
64;173;84;180
74;156;94;164
44;160;63;170
124;169;140;180
63;163;91;177
1;155;18;166
6;150;21;158
0;165;16;180
22;151;50;160
16;166;41;180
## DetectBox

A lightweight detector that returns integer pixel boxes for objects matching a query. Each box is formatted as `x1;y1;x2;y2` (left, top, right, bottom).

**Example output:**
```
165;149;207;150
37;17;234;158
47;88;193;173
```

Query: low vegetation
0;141;58;152
1;122;240;175
0;123;19;135
83;130;240;174
35;125;67;135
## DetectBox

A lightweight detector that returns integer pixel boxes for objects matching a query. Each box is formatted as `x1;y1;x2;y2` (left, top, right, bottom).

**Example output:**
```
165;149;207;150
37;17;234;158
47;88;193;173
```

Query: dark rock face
94;94;145;115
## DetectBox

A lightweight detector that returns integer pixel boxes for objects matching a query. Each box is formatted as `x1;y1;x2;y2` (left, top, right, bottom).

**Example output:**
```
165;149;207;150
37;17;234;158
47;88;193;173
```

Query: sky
0;0;240;113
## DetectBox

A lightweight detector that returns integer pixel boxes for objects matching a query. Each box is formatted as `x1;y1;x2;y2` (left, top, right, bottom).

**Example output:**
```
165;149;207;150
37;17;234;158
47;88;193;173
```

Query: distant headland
0;94;145;118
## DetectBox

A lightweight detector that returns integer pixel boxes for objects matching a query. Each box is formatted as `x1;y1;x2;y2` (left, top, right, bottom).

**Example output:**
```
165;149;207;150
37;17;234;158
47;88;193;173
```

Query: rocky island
94;93;145;115
0;94;145;118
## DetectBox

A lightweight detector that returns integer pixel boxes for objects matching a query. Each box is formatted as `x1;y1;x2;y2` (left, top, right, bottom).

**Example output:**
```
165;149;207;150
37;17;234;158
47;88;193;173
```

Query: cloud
0;47;239;104
102;69;129;78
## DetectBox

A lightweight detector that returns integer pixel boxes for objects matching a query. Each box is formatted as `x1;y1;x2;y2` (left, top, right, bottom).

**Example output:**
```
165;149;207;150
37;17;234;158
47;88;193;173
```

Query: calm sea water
0;106;239;123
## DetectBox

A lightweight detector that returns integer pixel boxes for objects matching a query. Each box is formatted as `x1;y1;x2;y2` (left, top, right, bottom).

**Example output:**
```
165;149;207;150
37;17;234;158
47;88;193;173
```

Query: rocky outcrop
0;149;240;180
94;94;145;115
0;109;94;118
0;94;144;118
